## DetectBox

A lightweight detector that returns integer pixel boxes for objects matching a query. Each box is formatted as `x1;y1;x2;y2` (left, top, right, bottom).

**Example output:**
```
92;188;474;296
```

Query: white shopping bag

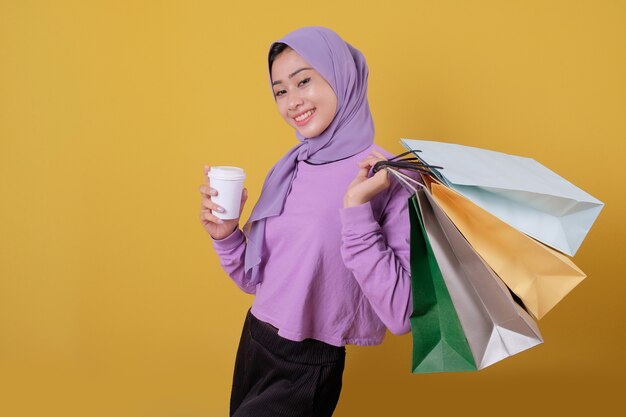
400;139;604;256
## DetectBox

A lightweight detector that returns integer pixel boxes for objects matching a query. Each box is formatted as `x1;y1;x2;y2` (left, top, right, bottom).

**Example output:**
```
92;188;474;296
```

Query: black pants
230;309;346;417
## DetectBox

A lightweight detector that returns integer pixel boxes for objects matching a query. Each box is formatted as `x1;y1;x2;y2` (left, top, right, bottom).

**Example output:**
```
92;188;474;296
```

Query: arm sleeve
339;183;413;335
211;228;256;294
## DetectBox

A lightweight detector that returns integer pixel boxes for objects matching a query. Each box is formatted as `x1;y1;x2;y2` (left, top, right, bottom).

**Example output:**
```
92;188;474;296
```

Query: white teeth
295;110;314;121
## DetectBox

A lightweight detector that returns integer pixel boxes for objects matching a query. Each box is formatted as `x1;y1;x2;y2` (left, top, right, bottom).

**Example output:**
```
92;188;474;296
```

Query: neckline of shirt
298;145;374;172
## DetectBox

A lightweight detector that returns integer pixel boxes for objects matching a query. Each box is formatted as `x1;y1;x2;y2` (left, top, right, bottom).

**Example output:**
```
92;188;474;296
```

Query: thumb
239;188;248;214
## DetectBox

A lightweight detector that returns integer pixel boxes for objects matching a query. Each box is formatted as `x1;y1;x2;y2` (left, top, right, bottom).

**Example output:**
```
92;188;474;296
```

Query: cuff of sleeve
211;227;245;251
340;201;380;234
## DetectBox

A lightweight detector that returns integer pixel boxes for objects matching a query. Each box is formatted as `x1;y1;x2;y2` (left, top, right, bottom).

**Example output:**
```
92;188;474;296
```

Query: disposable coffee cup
208;166;246;220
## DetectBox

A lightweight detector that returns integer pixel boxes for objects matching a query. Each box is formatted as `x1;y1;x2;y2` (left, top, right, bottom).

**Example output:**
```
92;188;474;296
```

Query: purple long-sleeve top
211;144;414;347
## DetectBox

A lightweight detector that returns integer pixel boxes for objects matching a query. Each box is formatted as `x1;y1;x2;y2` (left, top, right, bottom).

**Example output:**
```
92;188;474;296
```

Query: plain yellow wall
1;1;624;416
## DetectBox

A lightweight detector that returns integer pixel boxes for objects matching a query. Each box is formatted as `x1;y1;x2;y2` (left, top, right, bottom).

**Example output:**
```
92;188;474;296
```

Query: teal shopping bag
401;138;604;257
408;195;476;373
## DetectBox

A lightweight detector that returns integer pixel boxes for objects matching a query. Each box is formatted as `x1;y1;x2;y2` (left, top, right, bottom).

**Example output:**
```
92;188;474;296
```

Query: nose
287;91;304;111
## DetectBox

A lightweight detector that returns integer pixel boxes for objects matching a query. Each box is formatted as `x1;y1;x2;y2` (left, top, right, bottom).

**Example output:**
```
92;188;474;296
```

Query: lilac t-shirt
211;144;413;347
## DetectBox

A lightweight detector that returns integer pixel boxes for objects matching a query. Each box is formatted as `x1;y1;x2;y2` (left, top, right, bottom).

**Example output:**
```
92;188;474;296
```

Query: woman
199;26;413;417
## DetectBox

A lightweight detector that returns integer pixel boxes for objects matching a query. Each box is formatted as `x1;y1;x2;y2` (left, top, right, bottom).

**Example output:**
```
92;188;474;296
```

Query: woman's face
271;48;338;139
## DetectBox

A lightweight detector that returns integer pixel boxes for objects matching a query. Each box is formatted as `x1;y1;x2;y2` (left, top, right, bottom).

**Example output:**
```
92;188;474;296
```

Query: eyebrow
271;67;313;86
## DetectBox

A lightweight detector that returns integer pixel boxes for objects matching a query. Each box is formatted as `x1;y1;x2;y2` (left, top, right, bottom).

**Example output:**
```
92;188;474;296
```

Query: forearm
211;228;256;294
339;202;412;335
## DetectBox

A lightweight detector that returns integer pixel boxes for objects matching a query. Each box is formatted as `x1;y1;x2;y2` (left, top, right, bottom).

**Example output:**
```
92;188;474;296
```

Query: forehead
270;49;315;80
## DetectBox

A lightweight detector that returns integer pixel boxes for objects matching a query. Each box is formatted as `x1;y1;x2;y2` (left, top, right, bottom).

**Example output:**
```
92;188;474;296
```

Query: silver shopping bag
392;169;543;369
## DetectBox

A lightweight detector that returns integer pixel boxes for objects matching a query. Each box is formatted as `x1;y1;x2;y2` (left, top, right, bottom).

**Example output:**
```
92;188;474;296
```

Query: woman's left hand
344;150;391;208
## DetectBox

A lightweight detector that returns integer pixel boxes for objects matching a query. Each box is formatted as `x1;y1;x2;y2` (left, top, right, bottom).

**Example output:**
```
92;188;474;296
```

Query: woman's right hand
199;165;248;240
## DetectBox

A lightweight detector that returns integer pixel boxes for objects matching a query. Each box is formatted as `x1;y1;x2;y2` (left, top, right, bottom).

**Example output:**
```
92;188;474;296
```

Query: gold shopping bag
426;176;586;319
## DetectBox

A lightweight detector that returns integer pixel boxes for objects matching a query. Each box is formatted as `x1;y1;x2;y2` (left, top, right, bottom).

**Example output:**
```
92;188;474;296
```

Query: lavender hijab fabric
242;27;375;286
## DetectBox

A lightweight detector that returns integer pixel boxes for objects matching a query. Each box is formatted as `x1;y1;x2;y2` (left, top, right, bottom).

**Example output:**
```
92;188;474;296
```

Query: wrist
210;223;239;241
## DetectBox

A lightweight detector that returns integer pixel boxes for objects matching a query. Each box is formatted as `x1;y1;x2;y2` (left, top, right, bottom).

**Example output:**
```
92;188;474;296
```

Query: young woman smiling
199;27;413;417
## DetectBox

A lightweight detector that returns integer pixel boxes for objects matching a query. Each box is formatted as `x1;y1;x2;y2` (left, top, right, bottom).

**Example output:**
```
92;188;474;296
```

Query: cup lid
209;166;246;180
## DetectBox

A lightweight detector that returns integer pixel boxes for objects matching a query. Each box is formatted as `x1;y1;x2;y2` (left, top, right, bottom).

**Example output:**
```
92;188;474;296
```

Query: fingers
199;209;224;225
374;167;389;183
353;161;370;179
352;151;391;190
239;188;248;215
199;184;217;197
201;197;225;213
358;151;388;170
353;153;383;180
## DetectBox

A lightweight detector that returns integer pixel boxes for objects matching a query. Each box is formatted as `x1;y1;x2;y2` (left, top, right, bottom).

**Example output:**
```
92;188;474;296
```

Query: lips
293;108;316;126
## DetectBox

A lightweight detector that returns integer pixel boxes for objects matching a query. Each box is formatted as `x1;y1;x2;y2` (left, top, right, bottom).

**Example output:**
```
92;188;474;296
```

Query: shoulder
370;143;396;160
371;142;423;183
352;143;398;162
362;143;414;217
373;142;424;204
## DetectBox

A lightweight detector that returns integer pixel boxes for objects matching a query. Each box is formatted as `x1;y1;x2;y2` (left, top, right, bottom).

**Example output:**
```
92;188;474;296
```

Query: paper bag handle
372;150;443;174
387;168;426;193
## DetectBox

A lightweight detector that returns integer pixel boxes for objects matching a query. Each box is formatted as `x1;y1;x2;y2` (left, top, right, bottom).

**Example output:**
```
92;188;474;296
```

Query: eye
274;89;286;97
298;77;311;87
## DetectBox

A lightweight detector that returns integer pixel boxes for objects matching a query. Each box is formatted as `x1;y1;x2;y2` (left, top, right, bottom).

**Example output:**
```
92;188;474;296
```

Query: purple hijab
242;26;375;286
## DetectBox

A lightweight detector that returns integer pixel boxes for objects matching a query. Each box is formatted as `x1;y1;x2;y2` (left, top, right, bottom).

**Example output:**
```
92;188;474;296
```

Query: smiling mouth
293;109;316;126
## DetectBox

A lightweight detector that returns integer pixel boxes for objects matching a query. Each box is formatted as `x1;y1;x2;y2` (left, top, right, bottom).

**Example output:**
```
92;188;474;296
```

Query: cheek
322;89;338;119
277;102;290;120
329;94;338;116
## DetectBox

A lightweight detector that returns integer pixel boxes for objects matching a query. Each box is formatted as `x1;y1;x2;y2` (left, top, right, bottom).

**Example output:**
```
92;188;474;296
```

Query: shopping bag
426;176;586;319
414;181;543;368
390;169;543;369
408;193;477;373
400;139;604;257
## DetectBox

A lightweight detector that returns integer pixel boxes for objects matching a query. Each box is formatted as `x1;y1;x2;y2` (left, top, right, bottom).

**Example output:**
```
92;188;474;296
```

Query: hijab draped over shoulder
242;26;375;286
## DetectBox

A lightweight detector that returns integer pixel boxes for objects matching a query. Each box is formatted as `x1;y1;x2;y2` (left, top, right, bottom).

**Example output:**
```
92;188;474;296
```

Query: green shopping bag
409;195;476;373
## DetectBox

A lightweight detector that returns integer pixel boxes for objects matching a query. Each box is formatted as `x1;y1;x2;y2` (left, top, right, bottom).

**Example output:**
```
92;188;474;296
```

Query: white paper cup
208;166;246;220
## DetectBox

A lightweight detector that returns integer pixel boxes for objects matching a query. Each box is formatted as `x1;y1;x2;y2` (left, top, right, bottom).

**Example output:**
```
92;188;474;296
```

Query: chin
298;124;329;139
302;133;321;139
296;128;319;139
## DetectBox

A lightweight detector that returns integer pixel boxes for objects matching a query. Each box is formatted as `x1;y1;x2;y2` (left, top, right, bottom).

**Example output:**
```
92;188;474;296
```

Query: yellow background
1;1;624;416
